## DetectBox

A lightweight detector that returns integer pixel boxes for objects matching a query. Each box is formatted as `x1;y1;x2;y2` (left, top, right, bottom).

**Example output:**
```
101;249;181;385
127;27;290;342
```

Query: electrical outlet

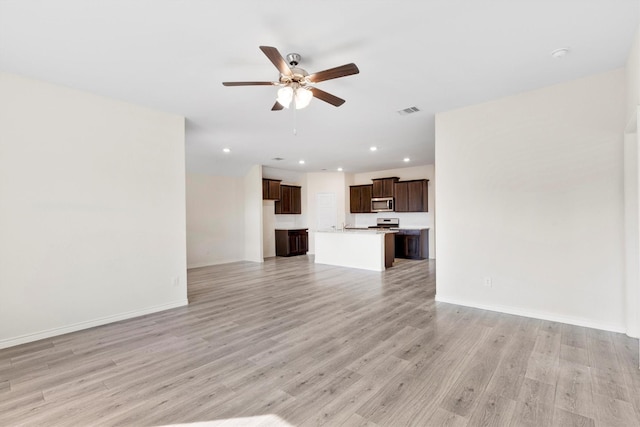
483;277;492;287
172;276;180;288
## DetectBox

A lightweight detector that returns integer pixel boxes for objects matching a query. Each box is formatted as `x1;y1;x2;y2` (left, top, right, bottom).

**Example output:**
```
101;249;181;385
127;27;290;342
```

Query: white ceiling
1;1;638;176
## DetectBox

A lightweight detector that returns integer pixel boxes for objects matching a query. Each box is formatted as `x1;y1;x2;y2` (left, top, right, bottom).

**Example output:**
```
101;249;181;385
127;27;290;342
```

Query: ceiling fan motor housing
290;67;308;79
284;54;308;84
286;53;301;66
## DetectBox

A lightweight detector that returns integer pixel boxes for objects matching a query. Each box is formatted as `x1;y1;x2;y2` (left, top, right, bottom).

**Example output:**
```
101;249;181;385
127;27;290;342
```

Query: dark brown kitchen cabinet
393;182;408;211
275;185;301;214
349;185;373;213
395;229;429;260
262;179;281;200
372;177;399;198
394;179;428;212
275;229;308;256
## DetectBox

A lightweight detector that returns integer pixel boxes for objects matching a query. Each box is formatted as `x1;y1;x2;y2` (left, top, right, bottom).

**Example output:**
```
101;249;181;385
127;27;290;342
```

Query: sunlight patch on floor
159;414;294;427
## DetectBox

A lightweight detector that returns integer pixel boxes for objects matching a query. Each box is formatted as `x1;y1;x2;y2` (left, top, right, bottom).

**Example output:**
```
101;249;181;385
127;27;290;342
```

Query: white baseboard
434;294;626;334
0;299;189;350
187;258;244;269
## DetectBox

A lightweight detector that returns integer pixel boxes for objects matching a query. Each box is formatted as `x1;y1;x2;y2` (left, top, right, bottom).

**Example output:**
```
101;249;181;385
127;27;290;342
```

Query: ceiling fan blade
307;63;359;83
259;46;292;77
310;87;346;107
222;81;275;86
271;101;284;111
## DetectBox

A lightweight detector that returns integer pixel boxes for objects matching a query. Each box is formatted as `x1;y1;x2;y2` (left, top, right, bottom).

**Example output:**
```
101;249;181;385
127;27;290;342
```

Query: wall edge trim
0;299;189;350
434;294;626;334
187;259;245;269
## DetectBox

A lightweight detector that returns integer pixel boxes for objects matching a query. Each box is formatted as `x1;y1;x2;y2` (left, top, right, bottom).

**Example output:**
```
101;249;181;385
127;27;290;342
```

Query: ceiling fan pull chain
293;100;298;135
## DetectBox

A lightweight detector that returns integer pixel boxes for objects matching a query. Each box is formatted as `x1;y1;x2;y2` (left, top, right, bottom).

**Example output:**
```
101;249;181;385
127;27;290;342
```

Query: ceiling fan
222;46;359;111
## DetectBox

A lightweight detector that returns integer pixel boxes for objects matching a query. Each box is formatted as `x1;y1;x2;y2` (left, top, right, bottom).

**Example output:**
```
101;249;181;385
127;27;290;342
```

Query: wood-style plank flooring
1;256;639;426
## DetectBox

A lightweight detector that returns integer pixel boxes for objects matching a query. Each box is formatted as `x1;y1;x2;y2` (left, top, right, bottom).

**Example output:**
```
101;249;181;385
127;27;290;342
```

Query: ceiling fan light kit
223;46;359;110
276;85;313;109
293;87;313;109
277;86;293;107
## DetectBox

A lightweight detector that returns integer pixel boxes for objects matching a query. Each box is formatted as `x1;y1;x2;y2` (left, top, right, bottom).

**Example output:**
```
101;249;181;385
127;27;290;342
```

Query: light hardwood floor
1;256;639;426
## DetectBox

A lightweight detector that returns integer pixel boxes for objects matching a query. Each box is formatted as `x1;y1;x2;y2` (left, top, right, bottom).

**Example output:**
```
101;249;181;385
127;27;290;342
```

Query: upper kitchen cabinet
372;177;399;198
275;185;302;214
350;185;373;213
394;179;428;212
262;178;281;200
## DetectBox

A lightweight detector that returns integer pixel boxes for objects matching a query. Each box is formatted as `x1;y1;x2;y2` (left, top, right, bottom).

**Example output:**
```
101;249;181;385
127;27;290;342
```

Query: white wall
263;200;277;258
306;172;349;254
435;69;626;332
624;26;640;339
244;165;264;262
351;165;435;258
627;29;640;128
352;164;433;184
0;73;187;349
186;174;245;268
623;132;639;337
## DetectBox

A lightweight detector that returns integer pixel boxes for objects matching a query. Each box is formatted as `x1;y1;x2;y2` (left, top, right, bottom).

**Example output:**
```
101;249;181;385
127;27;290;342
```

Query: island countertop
316;228;397;235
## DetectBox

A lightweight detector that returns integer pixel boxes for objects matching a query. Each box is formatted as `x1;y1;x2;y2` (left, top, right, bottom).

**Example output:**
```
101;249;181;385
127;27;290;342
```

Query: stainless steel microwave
371;197;394;212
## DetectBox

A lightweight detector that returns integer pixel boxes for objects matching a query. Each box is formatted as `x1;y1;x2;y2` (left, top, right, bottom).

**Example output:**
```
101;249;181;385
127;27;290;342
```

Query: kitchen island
314;229;395;271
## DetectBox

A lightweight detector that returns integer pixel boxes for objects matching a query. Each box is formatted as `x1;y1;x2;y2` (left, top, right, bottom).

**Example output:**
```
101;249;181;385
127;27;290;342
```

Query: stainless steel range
368;218;400;229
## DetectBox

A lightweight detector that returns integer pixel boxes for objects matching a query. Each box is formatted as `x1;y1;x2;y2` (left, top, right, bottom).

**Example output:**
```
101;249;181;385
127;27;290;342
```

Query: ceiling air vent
397;106;420;116
271;157;284;161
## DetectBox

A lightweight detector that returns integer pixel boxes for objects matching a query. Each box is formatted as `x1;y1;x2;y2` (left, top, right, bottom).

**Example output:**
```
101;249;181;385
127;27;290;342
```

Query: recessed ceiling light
298;160;305;164
370;146;377;152
403;157;410;162
551;47;570;58
223;148;230;153
337;167;343;172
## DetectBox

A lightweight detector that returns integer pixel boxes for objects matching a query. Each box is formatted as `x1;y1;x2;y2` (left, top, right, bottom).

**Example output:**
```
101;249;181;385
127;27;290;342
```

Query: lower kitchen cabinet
395;229;429;260
384;232;395;269
275;229;309;257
